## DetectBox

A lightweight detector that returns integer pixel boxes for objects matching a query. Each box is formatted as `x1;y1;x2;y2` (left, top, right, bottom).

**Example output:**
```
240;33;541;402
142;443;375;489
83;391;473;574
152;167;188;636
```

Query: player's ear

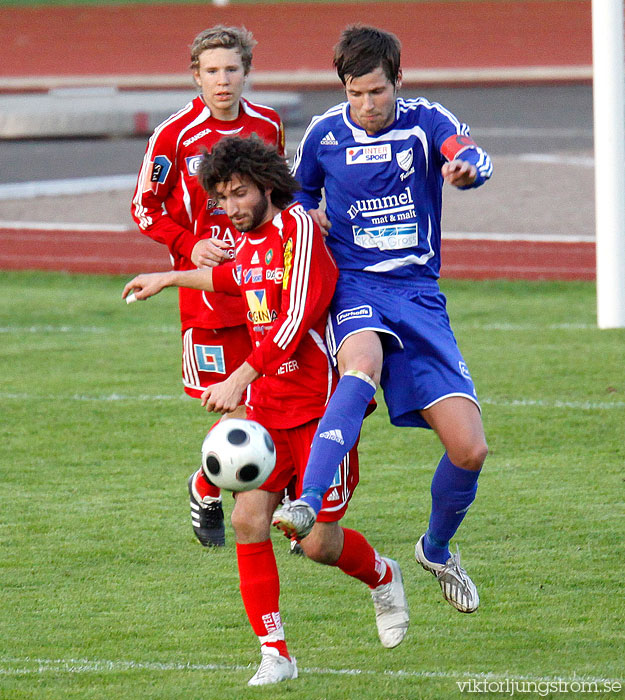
192;69;202;89
395;68;403;91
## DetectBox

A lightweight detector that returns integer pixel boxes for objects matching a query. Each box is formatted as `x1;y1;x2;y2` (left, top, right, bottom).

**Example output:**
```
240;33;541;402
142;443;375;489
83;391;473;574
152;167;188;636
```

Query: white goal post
592;0;625;328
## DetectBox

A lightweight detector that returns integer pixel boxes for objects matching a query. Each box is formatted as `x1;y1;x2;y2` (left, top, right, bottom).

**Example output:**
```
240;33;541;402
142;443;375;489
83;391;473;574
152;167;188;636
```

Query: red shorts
250;417;359;523
181;326;252;399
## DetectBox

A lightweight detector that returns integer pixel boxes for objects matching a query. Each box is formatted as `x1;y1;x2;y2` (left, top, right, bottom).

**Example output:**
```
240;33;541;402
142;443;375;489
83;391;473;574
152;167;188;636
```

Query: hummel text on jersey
347;186;414;220
319;429;344;445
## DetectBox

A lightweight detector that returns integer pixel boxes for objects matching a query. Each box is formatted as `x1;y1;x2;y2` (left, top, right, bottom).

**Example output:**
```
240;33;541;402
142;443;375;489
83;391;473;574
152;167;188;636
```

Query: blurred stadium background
0;0;597;279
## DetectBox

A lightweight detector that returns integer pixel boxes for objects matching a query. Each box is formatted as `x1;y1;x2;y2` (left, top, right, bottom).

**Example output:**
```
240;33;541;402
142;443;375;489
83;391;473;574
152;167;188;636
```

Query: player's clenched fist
191;238;232;268
442;159;478;188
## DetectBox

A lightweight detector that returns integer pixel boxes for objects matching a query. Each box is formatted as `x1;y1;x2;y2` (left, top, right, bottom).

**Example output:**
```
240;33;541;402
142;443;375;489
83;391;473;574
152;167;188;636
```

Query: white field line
0;392;622;411
0;174;136;200
0;325;178;334
0;220;133;233
442;232;595;243
479;398;625;411
0;322;599;334
518;153;594;167
0;657;620;685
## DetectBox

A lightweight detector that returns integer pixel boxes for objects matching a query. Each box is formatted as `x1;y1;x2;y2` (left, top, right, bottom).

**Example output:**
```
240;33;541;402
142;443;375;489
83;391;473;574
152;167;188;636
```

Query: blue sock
299;373;376;513
424;453;480;565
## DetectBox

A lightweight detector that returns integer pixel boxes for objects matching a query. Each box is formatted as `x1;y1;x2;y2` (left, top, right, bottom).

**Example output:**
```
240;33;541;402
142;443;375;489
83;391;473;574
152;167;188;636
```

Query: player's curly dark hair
333;25;401;86
197;136;298;210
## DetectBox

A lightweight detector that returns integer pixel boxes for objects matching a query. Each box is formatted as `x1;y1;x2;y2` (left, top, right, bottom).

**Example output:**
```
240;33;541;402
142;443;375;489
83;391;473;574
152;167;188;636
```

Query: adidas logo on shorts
319;429;344;445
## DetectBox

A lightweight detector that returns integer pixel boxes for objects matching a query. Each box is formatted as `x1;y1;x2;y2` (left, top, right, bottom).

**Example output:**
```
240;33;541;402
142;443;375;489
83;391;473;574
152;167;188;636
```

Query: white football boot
370;558;410;648
272;499;316;539
415;534;479;613
247;646;298;686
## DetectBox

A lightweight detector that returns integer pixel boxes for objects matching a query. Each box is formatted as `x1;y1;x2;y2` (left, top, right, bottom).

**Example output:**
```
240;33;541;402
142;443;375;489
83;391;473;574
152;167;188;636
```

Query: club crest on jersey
265;248;273;265
245;289;278;324
459;361;472;381
346;144;391;165
144;155;171;192
396;148;415;180
194;344;226;374
235;264;242;285
185;155;202;176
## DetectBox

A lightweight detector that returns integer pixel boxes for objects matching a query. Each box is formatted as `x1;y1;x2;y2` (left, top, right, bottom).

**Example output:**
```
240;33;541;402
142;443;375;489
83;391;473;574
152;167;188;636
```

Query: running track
0;1;596;280
0;1;592;86
0;225;595;281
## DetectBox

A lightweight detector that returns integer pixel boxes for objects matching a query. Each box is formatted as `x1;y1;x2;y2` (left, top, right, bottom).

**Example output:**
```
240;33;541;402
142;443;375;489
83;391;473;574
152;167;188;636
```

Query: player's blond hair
190;25;257;75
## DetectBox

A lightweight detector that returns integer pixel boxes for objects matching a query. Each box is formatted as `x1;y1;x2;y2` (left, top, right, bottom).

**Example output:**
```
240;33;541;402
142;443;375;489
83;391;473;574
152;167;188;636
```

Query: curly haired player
124;136;409;686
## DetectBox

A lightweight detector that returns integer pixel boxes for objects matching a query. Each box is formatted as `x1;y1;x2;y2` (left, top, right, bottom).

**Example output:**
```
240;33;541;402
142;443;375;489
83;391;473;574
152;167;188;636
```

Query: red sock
236;540;290;659
196;418;223;500
334;528;392;589
193;468;221;501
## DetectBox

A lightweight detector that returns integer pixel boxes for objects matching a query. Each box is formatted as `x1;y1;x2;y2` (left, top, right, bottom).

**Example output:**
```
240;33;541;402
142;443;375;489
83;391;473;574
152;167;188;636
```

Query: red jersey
131;95;285;332
212;203;339;429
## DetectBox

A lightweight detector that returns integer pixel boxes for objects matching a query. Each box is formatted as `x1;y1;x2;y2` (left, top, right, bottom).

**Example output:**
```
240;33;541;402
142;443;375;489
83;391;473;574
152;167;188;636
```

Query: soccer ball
201;419;276;492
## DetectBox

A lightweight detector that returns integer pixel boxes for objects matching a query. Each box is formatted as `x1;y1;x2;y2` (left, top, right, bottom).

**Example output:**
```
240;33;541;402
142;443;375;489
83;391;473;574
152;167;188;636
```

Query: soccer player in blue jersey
273;25;493;613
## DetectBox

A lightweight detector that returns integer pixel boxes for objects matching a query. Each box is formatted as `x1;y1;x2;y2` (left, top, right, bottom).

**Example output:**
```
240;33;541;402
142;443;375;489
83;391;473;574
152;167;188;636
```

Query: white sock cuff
343;369;377;390
259;628;285;644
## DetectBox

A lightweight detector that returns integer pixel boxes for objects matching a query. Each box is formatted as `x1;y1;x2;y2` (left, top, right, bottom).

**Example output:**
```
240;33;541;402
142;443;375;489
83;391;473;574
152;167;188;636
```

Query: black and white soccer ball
201;419;276;492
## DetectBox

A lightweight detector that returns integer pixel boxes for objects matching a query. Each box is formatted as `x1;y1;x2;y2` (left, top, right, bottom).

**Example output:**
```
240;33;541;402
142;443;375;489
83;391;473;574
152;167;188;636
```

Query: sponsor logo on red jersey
245;289;278;324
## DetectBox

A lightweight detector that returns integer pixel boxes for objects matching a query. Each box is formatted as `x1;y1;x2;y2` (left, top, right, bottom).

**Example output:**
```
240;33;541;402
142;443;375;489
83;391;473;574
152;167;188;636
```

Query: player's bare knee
300;524;342;564
231;504;268;541
452;441;488;471
339;362;380;387
300;539;336;564
337;334;382;385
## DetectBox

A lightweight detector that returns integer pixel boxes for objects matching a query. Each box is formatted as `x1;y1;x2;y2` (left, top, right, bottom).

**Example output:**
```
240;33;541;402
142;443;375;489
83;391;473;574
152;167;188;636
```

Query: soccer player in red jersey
123;136;409;686
130;26;285;547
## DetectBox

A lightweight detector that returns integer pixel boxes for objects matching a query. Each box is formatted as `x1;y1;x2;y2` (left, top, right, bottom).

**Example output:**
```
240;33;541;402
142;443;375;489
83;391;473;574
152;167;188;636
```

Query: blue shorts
326;270;479;429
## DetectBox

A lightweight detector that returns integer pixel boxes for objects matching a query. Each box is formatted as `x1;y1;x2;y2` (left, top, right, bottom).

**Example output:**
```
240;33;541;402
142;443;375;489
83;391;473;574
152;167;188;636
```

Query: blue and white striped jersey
291;97;492;281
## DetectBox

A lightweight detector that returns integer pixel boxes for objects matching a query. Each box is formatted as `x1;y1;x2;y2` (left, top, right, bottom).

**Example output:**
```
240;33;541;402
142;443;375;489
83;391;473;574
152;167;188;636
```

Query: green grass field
1;270;624;700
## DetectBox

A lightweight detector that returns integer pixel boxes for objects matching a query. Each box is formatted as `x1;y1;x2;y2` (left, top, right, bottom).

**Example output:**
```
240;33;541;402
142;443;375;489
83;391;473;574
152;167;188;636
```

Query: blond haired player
131;26;284;546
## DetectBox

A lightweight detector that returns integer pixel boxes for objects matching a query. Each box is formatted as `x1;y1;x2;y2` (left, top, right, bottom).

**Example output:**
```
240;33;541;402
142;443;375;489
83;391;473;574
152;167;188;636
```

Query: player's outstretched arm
122;269;215;302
